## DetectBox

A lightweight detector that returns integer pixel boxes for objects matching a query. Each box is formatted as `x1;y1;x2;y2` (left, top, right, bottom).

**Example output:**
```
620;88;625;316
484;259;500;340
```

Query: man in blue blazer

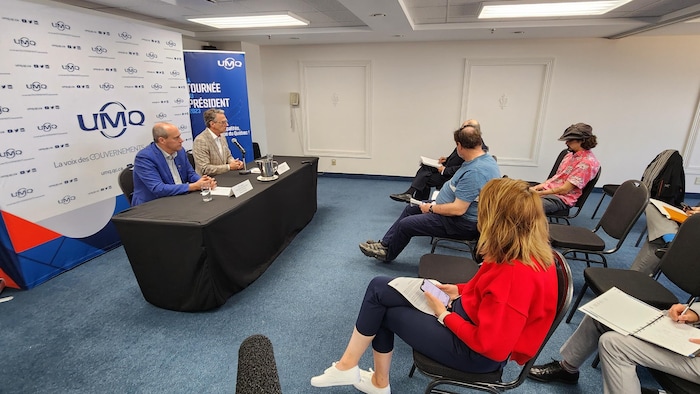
131;122;215;206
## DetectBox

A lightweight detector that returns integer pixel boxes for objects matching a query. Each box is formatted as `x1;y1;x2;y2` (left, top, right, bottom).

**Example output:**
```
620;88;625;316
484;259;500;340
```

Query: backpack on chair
641;150;685;208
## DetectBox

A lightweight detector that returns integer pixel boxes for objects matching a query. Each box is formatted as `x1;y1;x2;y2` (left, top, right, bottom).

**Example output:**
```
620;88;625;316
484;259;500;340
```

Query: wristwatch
429;204;434;213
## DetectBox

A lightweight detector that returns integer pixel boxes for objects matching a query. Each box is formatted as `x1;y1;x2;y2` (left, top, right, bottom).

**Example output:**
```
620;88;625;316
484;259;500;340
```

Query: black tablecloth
111;156;318;311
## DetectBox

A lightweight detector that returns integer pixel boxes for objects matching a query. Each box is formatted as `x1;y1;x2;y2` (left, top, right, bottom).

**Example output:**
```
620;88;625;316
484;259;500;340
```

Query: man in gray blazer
192;108;244;176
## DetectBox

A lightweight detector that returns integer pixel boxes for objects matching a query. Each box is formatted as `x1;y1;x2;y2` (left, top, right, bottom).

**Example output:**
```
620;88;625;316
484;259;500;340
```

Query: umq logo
146;52;158;59
0;148;23;159
124;66;138;74
99;82;114;91
26;81;47;91
77;101;145;139
156;112;167;120
52;21;71;31
62;63;80;72
11;187;33;198
92;46;108;54
166;40;176;47
217;57;242;70
58;195;76;204
179;124;188;131
118;32;132;40
0;106;9;113
14;37;36;47
170;70;180;77
38;122;57;132
151;83;162;90
174;98;184;105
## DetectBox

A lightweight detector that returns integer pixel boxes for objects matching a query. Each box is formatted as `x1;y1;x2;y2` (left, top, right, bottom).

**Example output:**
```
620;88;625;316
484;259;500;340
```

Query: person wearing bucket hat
530;123;600;214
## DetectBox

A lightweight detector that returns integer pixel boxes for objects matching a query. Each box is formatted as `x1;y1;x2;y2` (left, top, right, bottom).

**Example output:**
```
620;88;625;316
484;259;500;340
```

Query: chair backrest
659;213;700;298
117;165;134;205
186;149;195;169
598;179;649;241
547;149;570;179
495;250;574;391
572;167;601;210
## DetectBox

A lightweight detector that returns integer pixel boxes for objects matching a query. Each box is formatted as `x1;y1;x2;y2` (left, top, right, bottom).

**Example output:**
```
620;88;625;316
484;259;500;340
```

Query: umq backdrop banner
0;0;190;289
184;51;253;161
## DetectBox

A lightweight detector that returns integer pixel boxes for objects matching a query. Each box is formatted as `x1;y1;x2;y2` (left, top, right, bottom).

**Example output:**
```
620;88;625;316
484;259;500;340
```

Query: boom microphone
231;138;246;156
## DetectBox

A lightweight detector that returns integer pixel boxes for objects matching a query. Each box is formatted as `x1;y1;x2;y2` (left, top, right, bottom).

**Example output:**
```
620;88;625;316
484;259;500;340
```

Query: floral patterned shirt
542;149;600;207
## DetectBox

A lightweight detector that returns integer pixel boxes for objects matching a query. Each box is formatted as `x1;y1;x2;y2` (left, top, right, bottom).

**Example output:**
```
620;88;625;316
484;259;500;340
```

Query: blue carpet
0;176;693;393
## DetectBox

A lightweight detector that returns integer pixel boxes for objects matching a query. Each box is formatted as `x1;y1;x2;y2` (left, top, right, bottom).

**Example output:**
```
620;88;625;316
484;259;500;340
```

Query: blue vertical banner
183;51;253;162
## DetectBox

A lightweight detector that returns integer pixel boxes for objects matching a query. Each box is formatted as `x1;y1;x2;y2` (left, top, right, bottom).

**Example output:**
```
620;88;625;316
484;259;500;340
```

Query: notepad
420;156;441;169
650;198;688;223
580;287;700;357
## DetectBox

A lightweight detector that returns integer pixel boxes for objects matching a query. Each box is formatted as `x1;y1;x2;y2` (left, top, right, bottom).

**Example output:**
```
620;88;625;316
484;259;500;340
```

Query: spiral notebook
579;287;700;357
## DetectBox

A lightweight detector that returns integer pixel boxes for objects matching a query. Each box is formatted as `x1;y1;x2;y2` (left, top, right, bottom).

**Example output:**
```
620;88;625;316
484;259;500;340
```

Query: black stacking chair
547;168;601;225
117;164;135;205
408;251;573;394
590;183;619;219
648;368;700;394
186;149;195;169
418;253;480;284
549;179;648;271
567;213;700;323
429;237;479;261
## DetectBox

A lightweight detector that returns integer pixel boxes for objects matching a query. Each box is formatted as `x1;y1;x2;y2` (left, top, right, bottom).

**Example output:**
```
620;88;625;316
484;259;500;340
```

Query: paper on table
250;168;261;174
210;186;234;197
388;277;440;316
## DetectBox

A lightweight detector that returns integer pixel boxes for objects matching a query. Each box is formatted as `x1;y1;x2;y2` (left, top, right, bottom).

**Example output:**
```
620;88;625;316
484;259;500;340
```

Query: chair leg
409;363;416;378
634;228;647;247
566;283;589;323
591;193;606;219
592;355;600;368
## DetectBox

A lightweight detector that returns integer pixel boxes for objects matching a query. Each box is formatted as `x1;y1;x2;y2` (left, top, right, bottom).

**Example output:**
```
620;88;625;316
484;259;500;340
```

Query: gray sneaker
359;243;388;262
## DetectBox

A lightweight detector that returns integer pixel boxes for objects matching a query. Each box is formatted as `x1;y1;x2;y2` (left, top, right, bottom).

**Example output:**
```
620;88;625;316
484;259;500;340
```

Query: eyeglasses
214;120;228;124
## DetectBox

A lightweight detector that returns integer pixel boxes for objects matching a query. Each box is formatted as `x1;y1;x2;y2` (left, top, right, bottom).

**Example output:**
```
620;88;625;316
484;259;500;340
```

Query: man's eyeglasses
214;120;228;124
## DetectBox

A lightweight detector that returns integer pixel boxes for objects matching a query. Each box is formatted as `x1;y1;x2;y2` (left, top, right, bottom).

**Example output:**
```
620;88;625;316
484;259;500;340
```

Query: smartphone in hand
421;279;450;307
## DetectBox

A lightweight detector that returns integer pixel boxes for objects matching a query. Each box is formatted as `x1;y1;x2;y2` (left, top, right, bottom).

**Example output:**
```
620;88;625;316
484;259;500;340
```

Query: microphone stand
241;152;247;171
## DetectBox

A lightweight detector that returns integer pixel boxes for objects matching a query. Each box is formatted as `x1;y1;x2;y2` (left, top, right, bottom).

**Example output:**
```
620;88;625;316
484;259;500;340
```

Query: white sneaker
353;368;390;394
310;362;360;387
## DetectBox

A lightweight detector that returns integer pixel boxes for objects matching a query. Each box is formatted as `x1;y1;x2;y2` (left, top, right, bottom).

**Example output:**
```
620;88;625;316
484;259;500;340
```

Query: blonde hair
476;178;553;270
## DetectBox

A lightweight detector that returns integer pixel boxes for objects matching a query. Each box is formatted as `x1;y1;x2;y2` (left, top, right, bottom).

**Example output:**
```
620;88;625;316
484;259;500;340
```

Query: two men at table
192;108;244;176
131;122;214;206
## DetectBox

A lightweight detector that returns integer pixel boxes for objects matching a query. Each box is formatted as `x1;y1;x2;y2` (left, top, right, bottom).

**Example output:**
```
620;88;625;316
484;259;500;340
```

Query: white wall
251;36;700;192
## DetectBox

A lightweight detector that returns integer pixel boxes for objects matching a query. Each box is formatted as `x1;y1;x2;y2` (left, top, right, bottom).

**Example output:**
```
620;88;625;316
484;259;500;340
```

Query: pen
681;298;696;317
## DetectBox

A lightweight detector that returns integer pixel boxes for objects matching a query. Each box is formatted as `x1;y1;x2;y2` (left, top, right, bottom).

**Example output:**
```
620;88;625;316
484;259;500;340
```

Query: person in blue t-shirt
360;125;500;262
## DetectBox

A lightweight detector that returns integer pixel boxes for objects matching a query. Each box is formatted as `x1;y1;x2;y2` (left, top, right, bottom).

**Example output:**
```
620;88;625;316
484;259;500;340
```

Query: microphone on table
231;138;250;173
231;138;246;156
235;334;282;394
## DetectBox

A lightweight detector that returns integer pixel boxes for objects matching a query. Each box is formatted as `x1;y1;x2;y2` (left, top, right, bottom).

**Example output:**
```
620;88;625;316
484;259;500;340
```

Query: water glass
201;185;212;202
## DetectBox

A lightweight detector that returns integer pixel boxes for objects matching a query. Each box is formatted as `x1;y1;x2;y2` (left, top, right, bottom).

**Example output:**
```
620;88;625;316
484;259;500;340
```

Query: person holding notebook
388;119;488;203
528;303;700;393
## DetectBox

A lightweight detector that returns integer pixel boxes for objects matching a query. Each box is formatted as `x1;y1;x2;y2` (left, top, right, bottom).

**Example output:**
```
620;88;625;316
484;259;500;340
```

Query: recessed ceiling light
188;12;309;29
370;13;387;17
479;0;633;19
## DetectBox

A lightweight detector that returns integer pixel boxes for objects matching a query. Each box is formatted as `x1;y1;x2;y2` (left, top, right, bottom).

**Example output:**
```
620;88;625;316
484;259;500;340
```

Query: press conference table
112;156;318;312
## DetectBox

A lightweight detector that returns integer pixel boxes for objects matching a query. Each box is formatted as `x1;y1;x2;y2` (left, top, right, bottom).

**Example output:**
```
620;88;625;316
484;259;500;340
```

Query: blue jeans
355;276;506;373
381;205;477;261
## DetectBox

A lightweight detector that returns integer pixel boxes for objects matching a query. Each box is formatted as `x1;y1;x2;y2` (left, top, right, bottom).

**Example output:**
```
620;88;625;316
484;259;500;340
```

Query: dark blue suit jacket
131;142;200;206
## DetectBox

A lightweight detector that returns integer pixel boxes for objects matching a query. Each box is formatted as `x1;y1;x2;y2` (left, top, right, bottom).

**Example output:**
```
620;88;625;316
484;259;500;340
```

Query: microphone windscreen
235;334;282;394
